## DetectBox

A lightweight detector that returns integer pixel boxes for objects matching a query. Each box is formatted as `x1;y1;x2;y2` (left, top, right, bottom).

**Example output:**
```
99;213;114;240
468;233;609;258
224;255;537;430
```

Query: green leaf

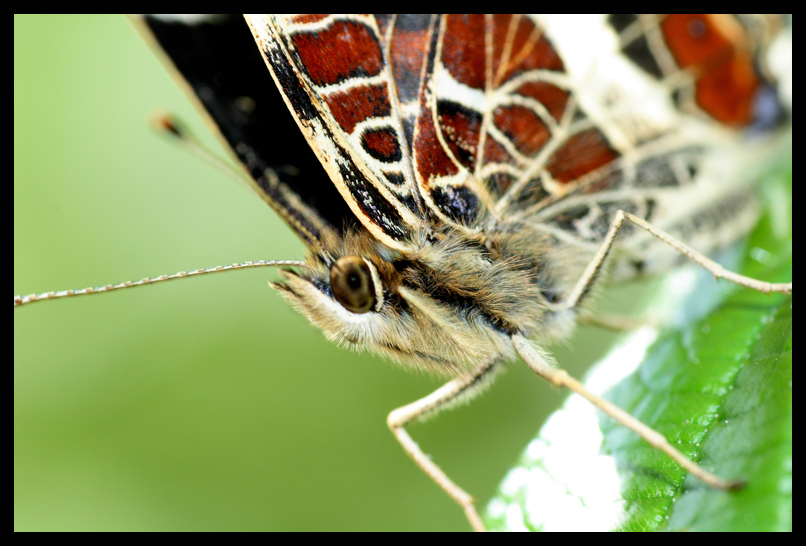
485;160;792;532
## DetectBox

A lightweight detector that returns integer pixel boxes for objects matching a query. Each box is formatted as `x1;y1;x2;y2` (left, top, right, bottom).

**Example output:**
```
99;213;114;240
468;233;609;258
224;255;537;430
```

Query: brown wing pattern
246;15;787;253
246;15;623;242
413;15;618;229
246;14;429;250
608;14;786;128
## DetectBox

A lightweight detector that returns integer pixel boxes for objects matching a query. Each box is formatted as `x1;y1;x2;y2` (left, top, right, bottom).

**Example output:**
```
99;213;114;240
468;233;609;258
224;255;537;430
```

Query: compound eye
330;256;378;314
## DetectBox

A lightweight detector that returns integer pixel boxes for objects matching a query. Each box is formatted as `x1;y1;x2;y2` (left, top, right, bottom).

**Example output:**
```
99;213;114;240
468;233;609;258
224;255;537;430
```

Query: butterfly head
270;225;572;375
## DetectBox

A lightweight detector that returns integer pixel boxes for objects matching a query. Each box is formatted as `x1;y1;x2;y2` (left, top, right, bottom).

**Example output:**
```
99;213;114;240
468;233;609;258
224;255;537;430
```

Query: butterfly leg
512;334;743;490
511;206;793;492
387;357;501;532
561;210;791;313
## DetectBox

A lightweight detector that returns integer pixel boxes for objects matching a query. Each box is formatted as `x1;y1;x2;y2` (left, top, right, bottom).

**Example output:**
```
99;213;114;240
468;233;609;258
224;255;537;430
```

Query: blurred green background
14;15;624;531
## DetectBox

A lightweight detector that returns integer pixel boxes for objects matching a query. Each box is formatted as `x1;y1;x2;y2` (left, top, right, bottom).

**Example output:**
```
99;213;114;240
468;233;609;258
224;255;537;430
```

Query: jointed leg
521;208;788;490
560;210;791;313
387;357;501;532
512;334;743;490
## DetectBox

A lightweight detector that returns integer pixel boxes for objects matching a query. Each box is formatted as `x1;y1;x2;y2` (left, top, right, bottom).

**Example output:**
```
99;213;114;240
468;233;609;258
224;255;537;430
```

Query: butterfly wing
522;15;790;275
245;14;428;250
243;15;683;248
243;15;618;239
141;14;788;270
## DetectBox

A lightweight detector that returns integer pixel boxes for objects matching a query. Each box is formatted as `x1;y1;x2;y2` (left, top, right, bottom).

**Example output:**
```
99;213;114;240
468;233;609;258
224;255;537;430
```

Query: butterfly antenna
151;112;253;188
14;260;308;308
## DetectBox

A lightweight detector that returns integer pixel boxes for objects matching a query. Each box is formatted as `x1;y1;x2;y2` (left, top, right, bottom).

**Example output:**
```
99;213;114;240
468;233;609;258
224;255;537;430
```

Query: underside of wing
513;14;790;276
245;14;427;251
242;14;625;244
528;16;789;242
412;14;622;228
142;14;788;264
415;14;788;241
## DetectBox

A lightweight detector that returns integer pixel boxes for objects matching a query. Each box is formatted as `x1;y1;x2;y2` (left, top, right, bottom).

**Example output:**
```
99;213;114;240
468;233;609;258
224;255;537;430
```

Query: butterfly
15;14;792;528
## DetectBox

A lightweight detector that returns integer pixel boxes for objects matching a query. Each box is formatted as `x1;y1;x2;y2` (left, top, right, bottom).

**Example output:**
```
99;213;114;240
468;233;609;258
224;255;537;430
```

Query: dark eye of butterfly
330;256;376;314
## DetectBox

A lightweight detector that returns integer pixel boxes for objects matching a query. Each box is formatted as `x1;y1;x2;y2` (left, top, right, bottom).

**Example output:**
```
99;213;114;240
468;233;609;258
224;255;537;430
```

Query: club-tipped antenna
151;112;255;190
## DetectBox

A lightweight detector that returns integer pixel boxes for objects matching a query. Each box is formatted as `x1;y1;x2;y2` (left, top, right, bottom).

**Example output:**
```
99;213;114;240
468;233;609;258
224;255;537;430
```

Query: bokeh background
15;15;633;531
